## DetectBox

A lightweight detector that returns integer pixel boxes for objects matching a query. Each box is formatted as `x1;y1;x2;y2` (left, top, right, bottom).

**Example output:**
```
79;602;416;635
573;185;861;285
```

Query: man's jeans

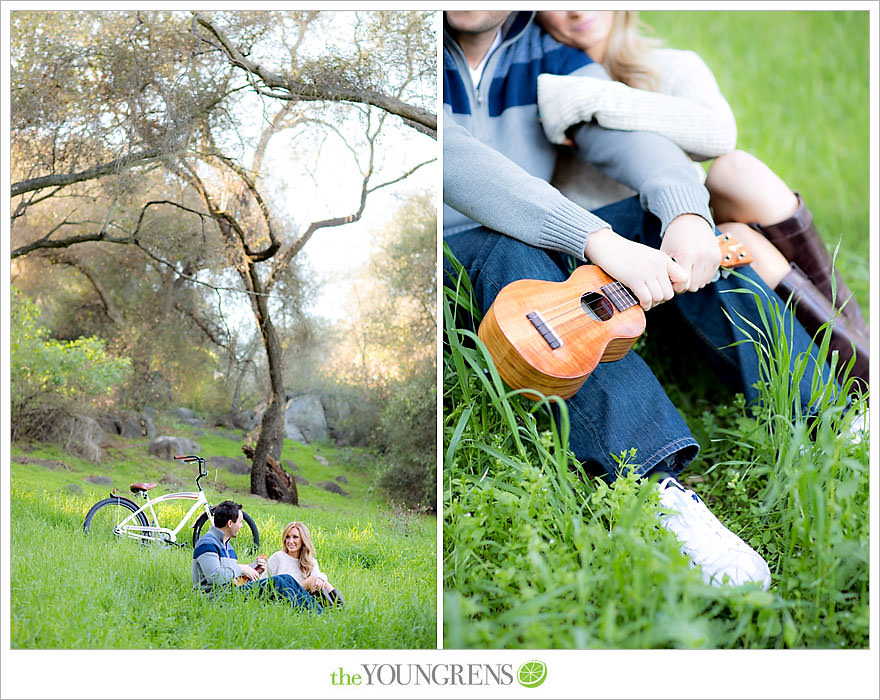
240;574;323;613
444;196;834;481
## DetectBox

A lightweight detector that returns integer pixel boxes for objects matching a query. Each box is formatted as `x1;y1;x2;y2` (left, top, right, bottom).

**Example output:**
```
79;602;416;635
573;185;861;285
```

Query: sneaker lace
657;477;754;570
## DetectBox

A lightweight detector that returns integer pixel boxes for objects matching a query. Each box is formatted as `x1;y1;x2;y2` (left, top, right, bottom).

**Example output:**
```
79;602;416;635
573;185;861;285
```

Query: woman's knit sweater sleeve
538;49;737;159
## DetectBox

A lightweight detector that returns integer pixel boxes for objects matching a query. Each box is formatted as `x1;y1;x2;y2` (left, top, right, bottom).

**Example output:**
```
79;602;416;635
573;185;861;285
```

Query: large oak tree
10;10;437;495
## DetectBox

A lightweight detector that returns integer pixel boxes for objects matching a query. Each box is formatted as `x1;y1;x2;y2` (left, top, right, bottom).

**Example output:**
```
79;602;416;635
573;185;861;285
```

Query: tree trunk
248;272;286;496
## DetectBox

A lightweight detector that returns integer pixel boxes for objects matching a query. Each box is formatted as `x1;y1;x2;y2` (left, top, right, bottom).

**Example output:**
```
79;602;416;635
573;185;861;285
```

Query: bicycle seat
130;482;157;494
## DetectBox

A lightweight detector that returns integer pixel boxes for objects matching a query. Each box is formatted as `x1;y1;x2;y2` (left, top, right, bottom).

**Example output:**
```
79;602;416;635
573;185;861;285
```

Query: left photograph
9;9;437;649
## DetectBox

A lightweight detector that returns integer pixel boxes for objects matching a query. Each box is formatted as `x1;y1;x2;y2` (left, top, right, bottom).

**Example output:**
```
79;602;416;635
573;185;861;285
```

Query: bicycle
82;454;260;553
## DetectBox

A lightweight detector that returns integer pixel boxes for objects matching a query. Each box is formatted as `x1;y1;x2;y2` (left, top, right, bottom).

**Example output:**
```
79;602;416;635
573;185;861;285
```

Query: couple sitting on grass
444;11;867;591
192;500;344;612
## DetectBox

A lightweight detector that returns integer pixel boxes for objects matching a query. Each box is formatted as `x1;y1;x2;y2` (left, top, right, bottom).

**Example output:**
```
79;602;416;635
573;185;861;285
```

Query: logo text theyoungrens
330;664;516;686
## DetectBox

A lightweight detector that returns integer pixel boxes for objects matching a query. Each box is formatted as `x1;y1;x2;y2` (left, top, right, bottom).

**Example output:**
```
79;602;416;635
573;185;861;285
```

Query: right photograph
442;10;869;648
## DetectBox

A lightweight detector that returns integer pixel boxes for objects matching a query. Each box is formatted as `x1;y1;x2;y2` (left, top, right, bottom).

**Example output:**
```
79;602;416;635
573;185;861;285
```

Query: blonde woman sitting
266;521;344;608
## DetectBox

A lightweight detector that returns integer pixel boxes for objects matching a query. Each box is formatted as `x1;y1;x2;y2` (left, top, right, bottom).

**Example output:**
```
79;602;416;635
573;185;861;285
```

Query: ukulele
234;555;267;586
477;233;752;400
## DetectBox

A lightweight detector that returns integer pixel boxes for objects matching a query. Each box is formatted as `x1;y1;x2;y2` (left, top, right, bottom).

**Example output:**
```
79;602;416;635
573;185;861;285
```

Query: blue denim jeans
240;574;323;613
445;196;833;481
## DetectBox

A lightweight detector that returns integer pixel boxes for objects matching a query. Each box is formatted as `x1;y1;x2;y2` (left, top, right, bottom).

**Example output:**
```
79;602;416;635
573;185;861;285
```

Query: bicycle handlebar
175;455;208;483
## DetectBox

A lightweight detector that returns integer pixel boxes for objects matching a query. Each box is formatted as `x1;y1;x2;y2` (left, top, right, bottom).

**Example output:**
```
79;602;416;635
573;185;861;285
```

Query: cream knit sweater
542;48;737;211
265;550;327;586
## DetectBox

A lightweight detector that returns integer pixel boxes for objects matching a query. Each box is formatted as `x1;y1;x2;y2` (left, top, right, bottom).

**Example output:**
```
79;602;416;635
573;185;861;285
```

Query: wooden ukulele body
478;264;646;400
476;232;752;401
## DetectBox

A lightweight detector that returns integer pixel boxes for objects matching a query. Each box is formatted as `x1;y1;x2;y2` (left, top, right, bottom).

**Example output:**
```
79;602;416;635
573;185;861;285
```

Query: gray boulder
284;415;307;443
99;412;157;439
148;436;201;461
211;456;250;475
214;410;260;432
285;394;328;443
317;480;348;496
50;414;105;463
232;410;260;431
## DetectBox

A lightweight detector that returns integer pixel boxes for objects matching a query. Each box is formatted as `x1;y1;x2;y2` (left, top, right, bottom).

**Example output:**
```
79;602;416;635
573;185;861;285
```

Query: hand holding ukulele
479;233;752;399
234;554;267;586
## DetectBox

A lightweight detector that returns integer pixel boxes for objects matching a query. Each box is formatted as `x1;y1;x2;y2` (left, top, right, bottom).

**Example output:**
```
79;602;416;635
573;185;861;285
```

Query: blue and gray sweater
192;526;241;592
443;11;713;260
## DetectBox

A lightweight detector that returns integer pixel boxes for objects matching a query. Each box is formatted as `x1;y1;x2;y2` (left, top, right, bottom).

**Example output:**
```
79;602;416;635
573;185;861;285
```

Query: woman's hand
583;227;688;311
660;214;721;292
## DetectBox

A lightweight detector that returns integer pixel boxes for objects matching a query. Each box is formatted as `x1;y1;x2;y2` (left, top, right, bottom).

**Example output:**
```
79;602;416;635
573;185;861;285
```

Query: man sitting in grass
193;500;321;612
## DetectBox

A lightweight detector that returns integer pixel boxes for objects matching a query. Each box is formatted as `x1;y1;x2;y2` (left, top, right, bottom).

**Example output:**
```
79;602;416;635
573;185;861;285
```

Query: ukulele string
518;286;639;355
531;284;637;329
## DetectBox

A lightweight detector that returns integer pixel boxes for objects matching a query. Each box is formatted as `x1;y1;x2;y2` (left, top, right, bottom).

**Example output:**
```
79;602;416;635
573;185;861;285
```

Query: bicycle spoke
84;502;146;544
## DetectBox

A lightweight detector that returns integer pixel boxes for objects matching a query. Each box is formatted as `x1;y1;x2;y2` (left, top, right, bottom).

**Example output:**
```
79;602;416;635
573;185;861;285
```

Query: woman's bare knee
708;150;798;225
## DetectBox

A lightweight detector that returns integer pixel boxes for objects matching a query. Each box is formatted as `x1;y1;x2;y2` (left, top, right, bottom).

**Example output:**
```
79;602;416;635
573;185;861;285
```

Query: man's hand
584;228;688;311
660;214;720;293
238;564;259;581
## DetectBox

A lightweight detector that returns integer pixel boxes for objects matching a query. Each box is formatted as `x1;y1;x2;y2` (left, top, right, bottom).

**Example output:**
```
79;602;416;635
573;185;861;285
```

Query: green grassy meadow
10;416;436;649
443;11;870;649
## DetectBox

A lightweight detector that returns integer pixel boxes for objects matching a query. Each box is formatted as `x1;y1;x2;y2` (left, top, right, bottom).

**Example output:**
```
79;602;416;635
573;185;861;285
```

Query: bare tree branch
11;147;164;198
191;12;436;139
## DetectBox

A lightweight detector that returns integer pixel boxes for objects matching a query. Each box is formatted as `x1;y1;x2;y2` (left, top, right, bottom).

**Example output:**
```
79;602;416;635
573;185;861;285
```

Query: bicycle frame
112;454;212;545
114;489;211;545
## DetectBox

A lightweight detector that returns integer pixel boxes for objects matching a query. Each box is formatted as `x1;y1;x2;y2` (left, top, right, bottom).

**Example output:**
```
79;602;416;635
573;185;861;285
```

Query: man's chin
445;10;511;36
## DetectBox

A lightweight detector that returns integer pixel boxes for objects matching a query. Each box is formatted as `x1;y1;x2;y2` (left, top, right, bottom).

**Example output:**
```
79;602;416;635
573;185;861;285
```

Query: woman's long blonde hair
281;521;318;578
603;11;663;91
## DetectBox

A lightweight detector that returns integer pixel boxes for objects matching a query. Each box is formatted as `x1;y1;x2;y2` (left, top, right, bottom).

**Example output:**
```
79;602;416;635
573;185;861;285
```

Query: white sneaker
847;407;869;446
657;477;771;590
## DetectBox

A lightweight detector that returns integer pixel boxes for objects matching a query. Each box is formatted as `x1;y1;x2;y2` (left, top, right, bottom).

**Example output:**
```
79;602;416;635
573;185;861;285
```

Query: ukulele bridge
526;310;563;349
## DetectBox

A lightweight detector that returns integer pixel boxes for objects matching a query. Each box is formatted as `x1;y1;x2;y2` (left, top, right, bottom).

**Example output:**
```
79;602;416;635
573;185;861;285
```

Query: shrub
10;287;131;441
377;362;437;511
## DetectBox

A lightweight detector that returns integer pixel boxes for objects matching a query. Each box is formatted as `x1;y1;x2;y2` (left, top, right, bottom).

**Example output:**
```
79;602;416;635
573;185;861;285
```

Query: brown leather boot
776;263;869;390
749;193;867;329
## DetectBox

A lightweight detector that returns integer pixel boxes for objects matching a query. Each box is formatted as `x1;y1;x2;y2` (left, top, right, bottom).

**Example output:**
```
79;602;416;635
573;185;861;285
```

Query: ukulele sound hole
580;292;614;322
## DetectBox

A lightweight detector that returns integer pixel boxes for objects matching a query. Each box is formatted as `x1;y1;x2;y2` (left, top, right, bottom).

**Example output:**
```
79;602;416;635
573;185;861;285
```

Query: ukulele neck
602;281;639;311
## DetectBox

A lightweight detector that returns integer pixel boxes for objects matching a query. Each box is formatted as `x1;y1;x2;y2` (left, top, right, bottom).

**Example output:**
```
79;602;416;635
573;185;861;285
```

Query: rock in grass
84;475;112;485
148;436;201;460
210;456;250;474
318;480;348;496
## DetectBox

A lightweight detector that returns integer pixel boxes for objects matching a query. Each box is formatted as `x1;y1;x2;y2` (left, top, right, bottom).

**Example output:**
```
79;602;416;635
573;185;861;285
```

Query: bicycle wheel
83;497;149;543
192;509;260;556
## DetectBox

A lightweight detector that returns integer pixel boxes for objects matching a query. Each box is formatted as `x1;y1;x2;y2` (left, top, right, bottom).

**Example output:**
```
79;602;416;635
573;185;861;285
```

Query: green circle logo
517;660;547;688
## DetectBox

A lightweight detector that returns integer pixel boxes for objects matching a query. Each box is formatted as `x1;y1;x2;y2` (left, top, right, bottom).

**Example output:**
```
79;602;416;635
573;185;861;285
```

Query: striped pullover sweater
442;11;713;261
192;526;241;592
